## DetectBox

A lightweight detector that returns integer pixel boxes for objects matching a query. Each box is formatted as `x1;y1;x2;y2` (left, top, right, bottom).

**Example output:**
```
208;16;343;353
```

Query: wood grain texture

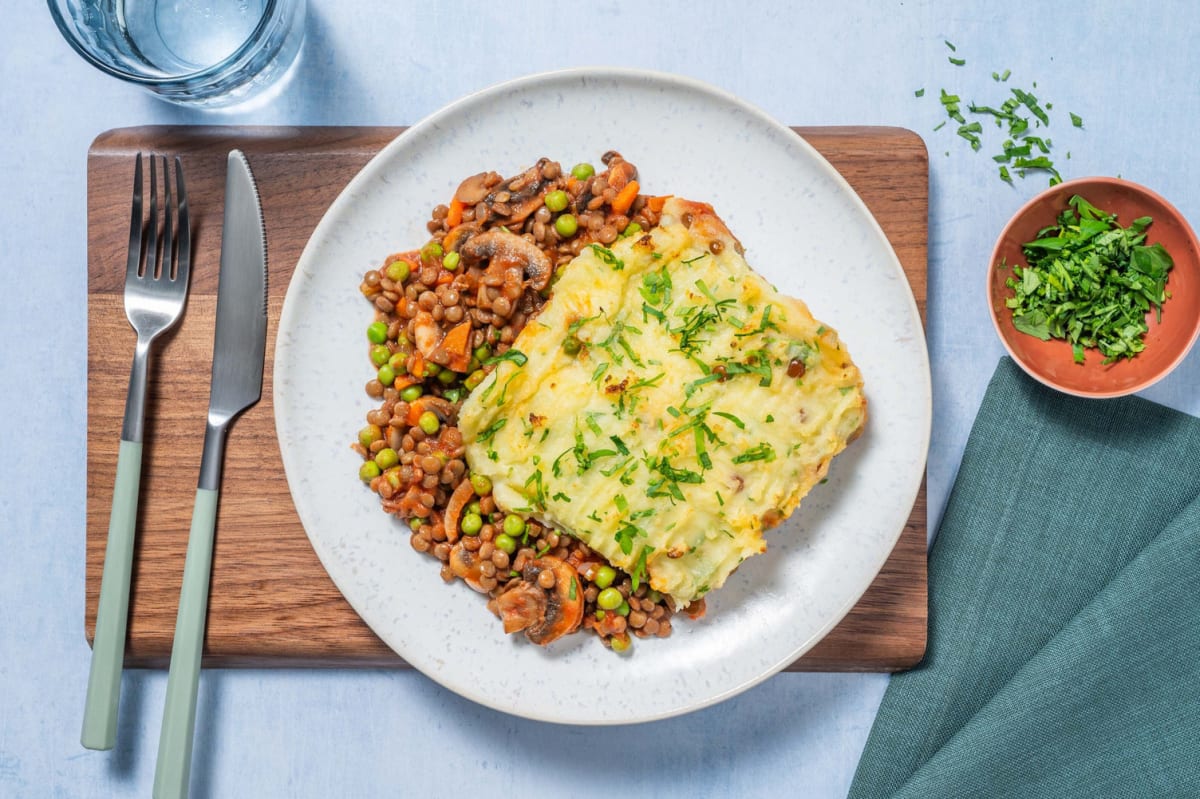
86;126;928;671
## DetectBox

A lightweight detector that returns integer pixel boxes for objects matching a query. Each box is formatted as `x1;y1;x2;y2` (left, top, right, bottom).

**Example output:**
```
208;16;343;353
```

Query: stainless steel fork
82;154;191;751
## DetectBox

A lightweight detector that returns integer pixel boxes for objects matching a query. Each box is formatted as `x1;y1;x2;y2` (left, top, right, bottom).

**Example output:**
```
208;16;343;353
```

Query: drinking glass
48;0;306;108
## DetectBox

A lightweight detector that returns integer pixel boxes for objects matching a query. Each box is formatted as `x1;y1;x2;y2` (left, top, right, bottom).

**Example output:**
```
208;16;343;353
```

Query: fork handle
153;487;219;799
81;438;144;750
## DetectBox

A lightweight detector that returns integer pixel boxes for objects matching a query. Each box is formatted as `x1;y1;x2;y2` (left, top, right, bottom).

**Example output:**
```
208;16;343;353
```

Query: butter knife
153;150;267;799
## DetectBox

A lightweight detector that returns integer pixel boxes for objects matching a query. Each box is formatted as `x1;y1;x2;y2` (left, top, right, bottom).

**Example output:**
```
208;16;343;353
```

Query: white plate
275;68;930;724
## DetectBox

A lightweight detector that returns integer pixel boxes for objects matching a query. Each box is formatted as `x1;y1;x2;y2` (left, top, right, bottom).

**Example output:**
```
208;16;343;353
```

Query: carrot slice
393;374;420;392
441;321;473;373
447;199;465;228
611;180;640;215
442;479;476;544
409;351;427;379
646;194;671;213
405;397;427;426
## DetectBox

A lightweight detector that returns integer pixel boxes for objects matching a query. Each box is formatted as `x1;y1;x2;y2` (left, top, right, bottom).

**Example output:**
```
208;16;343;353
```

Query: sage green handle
153;487;219;799
81;438;144;751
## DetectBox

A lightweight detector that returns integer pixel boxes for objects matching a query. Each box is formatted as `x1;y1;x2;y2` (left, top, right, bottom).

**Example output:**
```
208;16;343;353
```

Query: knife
152;150;267;799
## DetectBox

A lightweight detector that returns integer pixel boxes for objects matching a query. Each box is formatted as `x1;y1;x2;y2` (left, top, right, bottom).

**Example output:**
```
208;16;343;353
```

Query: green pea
377;364;396;387
384;468;402;489
562;335;581;356
400;385;423;403
460;513;483;536
464;370;486;391
610;633;631;653
425;363;441;377
554;213;578;238
359;461;381;481
647;589;662;604
502;514;526;537
544;189;569;212
617;600;630;617
388;352;408;373
466;501;482;516
367;321;388;344
442;251;461;271
571;162;595;180
596;587;623;611
408;516;424;531
370;345;391;366
385;259;410;283
473;345;491;362
374;448;399;470
592;564;617;589
443;388;463;404
470;473;492;496
621;221;643;238
358;425;382;447
421;241;444;263
494;532;517;554
418;411;440;435
437;368;456;384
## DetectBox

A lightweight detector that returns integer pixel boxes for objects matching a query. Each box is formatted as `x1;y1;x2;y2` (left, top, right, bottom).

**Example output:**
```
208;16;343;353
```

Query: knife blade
153;150;267;799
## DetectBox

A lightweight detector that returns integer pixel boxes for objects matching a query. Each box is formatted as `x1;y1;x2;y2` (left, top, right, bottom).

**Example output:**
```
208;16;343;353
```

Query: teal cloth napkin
848;356;1200;799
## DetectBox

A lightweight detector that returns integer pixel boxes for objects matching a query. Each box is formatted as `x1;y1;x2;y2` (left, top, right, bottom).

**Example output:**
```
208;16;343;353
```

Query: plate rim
274;66;932;724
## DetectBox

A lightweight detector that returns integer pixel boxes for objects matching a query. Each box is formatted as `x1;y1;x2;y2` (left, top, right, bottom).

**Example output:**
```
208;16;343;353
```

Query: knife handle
153;487;219;799
81;438;144;750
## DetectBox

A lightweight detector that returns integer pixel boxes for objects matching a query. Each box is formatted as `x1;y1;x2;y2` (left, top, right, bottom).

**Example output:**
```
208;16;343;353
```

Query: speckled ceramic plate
275;68;930;724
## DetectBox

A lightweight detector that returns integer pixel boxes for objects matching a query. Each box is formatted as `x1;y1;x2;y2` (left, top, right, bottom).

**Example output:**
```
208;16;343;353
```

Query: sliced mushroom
442;222;481;254
521;557;584;645
493;582;547;634
454;172;493;206
460;229;553;292
448;543;488;593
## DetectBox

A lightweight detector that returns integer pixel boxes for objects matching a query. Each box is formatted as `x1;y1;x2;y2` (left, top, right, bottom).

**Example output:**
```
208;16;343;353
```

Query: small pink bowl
987;177;1200;398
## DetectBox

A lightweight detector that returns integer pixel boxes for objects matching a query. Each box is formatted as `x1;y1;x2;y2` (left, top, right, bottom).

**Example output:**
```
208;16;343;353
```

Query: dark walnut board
86;126;929;670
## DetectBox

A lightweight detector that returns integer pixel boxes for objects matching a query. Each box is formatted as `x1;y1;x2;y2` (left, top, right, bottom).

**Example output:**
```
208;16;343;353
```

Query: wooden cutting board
86;126;928;670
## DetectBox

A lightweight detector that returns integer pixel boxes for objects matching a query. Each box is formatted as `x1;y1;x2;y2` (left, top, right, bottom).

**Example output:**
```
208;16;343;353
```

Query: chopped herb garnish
483;349;528;368
475;418;507;444
732;442;777;464
713;411;746;430
589;244;625;271
949;56;966;66
610;435;630;456
630;546;654;591
614;521;645;555
1003;194;1173;364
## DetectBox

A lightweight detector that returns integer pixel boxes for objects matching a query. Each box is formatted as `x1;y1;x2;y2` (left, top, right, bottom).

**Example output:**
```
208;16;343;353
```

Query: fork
82;154;191;751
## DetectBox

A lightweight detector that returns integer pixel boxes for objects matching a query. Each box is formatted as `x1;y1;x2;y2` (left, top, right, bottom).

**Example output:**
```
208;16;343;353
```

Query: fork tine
145;155;159;279
161;156;175;281
174;157;191;287
125;153;144;283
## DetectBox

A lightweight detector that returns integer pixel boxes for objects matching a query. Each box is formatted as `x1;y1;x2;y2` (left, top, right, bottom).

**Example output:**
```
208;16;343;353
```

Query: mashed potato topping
460;198;866;604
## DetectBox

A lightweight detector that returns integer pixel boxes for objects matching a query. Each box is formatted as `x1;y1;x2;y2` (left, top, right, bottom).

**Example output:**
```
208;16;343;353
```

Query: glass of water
48;0;306;108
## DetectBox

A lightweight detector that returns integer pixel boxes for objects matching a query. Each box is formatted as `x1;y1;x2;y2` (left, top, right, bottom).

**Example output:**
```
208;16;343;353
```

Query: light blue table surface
4;2;1199;797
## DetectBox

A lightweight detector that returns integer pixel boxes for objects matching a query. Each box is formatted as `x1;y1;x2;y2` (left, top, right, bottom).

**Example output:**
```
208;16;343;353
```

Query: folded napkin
849;356;1200;799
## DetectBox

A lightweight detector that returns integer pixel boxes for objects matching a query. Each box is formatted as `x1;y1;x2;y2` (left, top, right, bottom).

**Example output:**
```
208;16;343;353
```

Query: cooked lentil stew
353;153;701;652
